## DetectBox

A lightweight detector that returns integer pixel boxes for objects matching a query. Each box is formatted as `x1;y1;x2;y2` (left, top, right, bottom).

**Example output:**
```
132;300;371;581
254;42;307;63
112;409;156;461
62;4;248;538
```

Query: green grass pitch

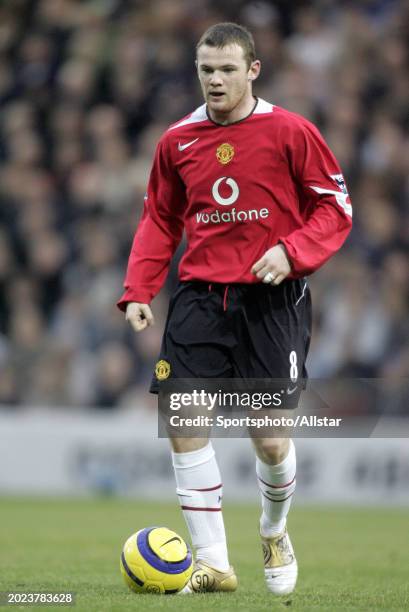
1;498;408;611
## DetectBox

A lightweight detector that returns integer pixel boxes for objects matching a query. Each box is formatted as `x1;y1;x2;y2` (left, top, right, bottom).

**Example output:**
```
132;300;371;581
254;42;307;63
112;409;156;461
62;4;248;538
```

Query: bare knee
252;437;290;465
170;437;210;453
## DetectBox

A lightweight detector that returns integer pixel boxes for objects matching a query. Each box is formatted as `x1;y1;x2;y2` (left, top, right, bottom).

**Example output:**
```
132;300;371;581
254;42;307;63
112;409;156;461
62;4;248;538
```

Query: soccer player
118;23;352;595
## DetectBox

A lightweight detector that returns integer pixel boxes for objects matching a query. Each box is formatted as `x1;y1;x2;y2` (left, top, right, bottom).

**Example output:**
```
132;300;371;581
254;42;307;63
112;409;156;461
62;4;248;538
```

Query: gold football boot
261;528;298;595
179;560;238;594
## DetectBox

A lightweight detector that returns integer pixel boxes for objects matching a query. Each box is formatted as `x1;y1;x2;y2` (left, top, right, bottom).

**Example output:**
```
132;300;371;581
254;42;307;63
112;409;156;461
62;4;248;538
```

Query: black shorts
150;279;312;394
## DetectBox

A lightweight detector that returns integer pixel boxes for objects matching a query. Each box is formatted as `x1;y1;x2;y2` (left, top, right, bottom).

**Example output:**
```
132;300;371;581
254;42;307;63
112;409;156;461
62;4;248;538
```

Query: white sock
256;439;296;537
172;442;230;571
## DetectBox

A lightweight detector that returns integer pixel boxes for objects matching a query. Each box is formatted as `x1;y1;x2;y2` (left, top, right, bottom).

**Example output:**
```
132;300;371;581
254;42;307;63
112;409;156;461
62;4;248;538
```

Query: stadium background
0;1;408;502
0;2;408;609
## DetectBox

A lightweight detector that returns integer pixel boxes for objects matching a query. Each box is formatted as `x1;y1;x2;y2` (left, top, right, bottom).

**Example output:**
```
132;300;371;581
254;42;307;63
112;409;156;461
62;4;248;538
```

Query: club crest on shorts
155;359;171;380
216;143;234;165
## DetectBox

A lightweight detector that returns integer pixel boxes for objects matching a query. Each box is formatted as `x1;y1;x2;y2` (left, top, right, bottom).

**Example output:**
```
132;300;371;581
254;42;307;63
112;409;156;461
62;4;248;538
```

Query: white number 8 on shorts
289;350;298;382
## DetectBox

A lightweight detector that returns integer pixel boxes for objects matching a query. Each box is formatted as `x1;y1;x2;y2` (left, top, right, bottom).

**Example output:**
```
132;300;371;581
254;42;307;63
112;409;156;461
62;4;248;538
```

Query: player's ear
248;59;261;82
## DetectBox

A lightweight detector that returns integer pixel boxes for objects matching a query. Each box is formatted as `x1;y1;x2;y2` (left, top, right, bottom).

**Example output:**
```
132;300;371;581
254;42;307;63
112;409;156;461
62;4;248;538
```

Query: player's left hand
251;244;292;285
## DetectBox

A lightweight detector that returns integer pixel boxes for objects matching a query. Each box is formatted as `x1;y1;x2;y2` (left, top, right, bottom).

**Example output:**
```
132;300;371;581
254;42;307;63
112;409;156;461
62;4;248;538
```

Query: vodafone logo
198;175;269;225
212;177;239;206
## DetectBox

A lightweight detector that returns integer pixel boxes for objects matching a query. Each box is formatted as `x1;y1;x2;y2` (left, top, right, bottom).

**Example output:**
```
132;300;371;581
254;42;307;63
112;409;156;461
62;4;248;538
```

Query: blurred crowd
0;0;408;411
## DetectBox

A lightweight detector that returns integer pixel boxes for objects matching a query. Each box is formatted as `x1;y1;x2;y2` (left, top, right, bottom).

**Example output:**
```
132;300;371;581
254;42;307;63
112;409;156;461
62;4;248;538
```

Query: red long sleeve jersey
118;98;352;309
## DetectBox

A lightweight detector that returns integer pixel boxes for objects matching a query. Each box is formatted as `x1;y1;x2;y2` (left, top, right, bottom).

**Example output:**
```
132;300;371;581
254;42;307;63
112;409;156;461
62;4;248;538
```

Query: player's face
196;43;260;124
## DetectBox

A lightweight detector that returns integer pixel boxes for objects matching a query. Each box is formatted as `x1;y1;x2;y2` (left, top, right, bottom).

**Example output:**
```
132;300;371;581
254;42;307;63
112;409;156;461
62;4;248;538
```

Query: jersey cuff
117;289;152;311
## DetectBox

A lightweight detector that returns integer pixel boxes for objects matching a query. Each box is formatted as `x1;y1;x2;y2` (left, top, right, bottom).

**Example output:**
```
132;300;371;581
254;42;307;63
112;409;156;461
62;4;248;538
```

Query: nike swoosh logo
178;138;199;151
286;386;298;395
161;536;182;547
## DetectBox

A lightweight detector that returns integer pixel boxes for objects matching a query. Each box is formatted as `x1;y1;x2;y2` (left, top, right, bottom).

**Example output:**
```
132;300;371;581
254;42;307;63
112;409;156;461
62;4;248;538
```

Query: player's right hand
125;302;154;332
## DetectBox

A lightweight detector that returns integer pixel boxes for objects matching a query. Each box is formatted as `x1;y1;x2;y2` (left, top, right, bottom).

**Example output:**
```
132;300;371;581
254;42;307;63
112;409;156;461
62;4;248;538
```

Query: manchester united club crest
216;143;235;165
155;359;171;380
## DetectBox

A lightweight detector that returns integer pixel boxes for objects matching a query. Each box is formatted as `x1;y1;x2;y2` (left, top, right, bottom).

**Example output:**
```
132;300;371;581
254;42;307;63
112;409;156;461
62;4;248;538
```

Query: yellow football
120;527;193;594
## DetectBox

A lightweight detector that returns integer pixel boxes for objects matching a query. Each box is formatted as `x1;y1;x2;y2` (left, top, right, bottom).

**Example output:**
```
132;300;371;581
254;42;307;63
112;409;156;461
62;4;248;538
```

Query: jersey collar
206;96;259;127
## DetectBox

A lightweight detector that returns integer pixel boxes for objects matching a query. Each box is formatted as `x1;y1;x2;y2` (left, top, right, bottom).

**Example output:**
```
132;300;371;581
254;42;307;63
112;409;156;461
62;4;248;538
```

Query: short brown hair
196;22;256;68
